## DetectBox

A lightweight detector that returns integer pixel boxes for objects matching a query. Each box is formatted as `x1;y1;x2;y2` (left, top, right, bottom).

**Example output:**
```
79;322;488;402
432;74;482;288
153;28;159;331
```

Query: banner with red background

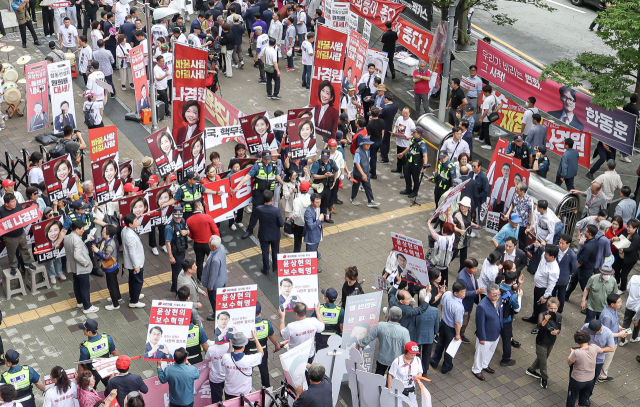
343;30;367;96
214;285;257;343
26;61;49;133
348;0;404;31
129;45;149;115
88;125;118;161
203;167;253;222
391;17;433;64
204;88;244;127
0;205;42;237
172;44;207;147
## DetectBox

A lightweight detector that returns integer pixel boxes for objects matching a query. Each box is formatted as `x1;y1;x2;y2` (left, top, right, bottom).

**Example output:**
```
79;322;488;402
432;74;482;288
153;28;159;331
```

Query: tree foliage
539;0;640;110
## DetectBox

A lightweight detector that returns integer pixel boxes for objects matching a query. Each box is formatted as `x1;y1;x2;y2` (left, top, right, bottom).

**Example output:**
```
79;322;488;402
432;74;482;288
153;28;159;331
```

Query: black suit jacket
621;231;640;264
460;174;478;211
548;110;585;131
379;103;398;135
495;245;527;276
256;203;283;242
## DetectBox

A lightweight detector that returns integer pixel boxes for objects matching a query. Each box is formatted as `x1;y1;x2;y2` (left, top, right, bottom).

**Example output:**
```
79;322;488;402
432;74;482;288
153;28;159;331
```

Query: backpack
84;103;96;127
48;138;71;158
350;129;367;155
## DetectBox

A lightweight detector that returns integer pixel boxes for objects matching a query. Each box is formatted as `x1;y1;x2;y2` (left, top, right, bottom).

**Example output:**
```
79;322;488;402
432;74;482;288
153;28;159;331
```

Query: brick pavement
0;22;637;407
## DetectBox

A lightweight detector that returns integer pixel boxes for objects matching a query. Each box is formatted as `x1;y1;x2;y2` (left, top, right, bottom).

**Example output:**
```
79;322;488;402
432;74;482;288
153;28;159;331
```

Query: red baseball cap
404;342;420;354
147;175;159;184
299;180;310;193
167;173;177;182
123;183;139;193
115;355;131;370
2;179;16;188
327;138;338;147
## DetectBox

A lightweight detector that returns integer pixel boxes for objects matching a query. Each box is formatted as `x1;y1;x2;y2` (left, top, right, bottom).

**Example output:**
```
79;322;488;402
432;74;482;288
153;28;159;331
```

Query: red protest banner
88;125;118;161
214;285;257;343
391;17;433;64
146;127;182;177
129;45;149;115
204;88;243;127
92;156;123;204
202;166;253;222
26;61;49;133
343;31;367;95
172;44;207;147
145;300;193;361
277;252;318;311
348;0;404;31
181;134;206;176
310;25;347;139
0;205;43;237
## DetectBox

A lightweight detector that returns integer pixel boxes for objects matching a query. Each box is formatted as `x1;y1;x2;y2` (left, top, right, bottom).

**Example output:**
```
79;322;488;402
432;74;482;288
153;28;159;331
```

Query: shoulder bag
427;240;454;268
487;96;500;123
100;239;117;270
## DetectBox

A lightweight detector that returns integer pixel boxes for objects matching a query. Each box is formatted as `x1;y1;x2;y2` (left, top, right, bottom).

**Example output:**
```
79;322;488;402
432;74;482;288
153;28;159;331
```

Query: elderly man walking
122;213;145;308
358;306;411;376
472;284;503;381
202;235;228;321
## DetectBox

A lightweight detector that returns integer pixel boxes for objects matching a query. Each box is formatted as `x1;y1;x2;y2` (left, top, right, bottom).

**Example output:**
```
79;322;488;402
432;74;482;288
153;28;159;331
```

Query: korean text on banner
433;179;471;219
204;125;243;149
397;0;432;29
0;205;43;237
348;0;404;31
181;134;206;176
26;61;50;133
288;117;318;159
88;125;119;162
341;291;382;372
204;88;244;127
172;44;208;147
31;215;66;263
329;2;349;32
391;232;429;287
42;154;78;201
391;17;433;64
240;112;277;154
343;31;367;96
118;194;151;235
129;44;149;115
202;178;235;223
142;186;175;227
146;127;182;177
214;284;257;343
92;156;124;204
47;60;76;134
145;300;193;361
476;40;637;155
310;25;348;139
277;252;319;311
280;338;314;391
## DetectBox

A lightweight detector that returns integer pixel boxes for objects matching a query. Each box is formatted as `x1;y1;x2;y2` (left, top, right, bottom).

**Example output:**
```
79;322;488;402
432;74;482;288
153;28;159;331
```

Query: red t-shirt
187;212;221;243
413;69;431;95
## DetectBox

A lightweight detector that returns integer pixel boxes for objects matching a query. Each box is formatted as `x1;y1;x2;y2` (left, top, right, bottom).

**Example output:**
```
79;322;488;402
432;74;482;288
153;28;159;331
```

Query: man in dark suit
303;194;324;263
255;190;283;275
388;286;430;342
262;3;275;28
548;86;584;131
495;237;528;276
378;93;398;164
29;102;49;132
566;224;599;301
459;166;478;215
257;0;270;13
456;258;484;343
554;234;577;313
104;13;117;68
471;160;490;233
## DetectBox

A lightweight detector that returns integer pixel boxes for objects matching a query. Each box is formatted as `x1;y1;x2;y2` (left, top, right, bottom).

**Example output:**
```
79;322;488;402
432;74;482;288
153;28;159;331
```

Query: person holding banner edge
161;171;218;221
247;301;281;388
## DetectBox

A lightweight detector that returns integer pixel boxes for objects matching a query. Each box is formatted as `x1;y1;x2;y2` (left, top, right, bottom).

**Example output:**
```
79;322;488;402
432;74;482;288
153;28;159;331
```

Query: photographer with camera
526;297;561;388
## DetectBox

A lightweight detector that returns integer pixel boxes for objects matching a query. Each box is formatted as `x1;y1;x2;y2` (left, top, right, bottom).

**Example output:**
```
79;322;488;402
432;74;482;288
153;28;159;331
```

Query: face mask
602;275;611;281
525;102;530;108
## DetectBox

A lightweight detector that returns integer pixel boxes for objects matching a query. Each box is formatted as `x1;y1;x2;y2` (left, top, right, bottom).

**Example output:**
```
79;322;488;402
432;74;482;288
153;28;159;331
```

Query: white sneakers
50;277;56;285
105;305;120;311
77;303;84;308
162;246;168;253
107;298;124;303
59;274;67;281
230;224;237;231
83;306;99;314
367;201;381;208
129;302;145;308
481;145;492;149
152;247;159;256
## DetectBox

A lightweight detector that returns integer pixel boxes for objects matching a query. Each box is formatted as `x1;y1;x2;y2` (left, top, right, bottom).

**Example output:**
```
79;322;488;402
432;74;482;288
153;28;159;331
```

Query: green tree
539;0;640;110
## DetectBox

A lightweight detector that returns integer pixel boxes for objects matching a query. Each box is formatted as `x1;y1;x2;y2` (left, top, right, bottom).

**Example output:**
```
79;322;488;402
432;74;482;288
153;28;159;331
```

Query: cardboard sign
487;152;529;215
181;133;206;176
130;44;149;115
144;300;193;361
31;216;66;262
240;112;277;155
26;61;50;133
214;285;257;343
0;205;42;237
172;43;207;147
277;252;319;311
288;117;318;159
47;60;76;134
88;125;119;162
202;166;253;222
391;233;429;287
42;154;78;201
92;157;123;205
280;338;314;391
118;194;151;234
146;127;182;177
341;291;382;373
203;125;242;150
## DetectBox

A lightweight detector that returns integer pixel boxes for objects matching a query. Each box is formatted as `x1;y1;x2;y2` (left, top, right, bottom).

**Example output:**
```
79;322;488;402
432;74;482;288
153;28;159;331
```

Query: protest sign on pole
31;216;66;262
348;11;358;33
330;2;349;32
240;112;277;154
362;19;371;44
0;205;42;237
277;252;319;311
343;31;367;95
432;179;471;219
391;233;429;287
280;338;314;391
88;125;119;162
146;127;182;177
214;285;257;343
47;60;76;134
364;49;389;85
341;291;382;373
26;61;49;133
43;154;78;201
118;194;151;235
172;43;207;147
144;300;193;361
92;156;123;204
181;134;206;176
129;44;149;115
476;41;637;154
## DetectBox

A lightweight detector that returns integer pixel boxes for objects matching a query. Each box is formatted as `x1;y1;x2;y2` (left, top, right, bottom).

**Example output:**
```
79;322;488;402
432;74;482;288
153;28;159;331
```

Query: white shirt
264;47;278;67
330;150;345;173
79;46;93;73
558;247;569;263
480;258;499;291
115;2;130;27
440;138;470;161
533;209;561;244
174;33;188;46
205;343;229;383
533;259;560;298
87;71;106;101
292;192;311;227
464;74;484;98
154;65;169;90
116;42;132;68
221;353;263;396
394;116;415;148
281;317;325;357
42;383;77;407
29;167;44;185
83;101;104;125
141;40;149;65
151;24;169;44
59;25;79;48
301;40;314;65
296;11;307;34
256;33;269;52
188;33;202;47
269;20;283;42
389;355;422;389
482;94;497;123
626;275;640;312
340;94;360;122
90;29;103;51
503;248;516;263
522;106;539;135
358;72;377;95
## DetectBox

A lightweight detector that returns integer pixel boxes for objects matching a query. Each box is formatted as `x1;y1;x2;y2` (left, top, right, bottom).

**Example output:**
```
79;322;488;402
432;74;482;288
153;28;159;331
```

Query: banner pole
438;0;459;123
145;3;159;132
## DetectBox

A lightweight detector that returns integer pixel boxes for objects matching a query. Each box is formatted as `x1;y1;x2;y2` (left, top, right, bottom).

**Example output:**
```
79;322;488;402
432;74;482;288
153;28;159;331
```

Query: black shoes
206;314;216;321
461;336;471;343
370;175;377;179
399;190;410;195
531;328;539;335
500;360;516;367
522;316;537;323
511;339;521;348
261;269;270;275
408;193;417;198
525;369;541;379
335;199;343;205
325;219;334;224
242;231;252;239
391;169;401;173
541;379;548;388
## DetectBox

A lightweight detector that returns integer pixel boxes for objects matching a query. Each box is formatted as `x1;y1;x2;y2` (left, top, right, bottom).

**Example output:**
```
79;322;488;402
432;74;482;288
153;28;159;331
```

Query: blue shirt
505;141;533;156
598;306;620;344
582;323;614;364
494;223;520;246
310;160;339;175
0;365;40;384
353;149;369;164
79;334;117;361
164;219;188;243
158;363;200;405
247;162;281;177
11;0;22;12
441;291;464;328
62;211;94;231
173;182;205;202
499;283;521;323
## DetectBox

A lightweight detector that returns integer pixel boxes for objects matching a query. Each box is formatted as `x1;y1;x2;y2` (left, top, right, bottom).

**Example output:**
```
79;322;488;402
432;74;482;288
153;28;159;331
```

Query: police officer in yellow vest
311;288;344;351
177;287;210;364
398;126;429;199
247;301;281;388
78;319;119;388
231;151;284;240
60;200;108;277
0;350;46;407
431;152;456;206
161;171;217;221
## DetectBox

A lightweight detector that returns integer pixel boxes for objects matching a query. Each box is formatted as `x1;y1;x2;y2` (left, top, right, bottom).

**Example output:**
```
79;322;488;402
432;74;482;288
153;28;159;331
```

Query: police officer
60;200;108;277
0;350;45;407
505;135;533;169
310;149;339;223
78;319;119;388
431;152;455;206
533;146;550;178
186;313;209;364
398;126;429;199
498;271;524;367
161;172;218;221
311;287;344;351
247;301;281;388
232;151;284;239
165;205;189;293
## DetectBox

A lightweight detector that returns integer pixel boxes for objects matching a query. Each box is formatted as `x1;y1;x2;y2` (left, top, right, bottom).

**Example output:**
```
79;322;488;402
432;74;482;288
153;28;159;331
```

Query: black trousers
83;9;98;36
480;121;491;146
431;322;456;373
293;224;304;252
396;145;407;172
388;52;395;75
374;362;389;376
194;242;211;281
18;21;38;45
381;132;391;162
42;7;55;36
420;343;433;373
330;178;340;204
105;271;121;307
210;380;224;404
404;163;421;194
567;377;591;407
73;273;92;309
266;70;280;97
553;283;568;313
453;247;467;272
170;252;185;292
500;320;513;362
228;209;243;227
318;184;331;215
531;286;547;320
247;189;266;232
158;89;171;115
207;288;220;315
517;225;528;251
589;141;615;175
128;268;144;304
75;3;83;29
434;186;446;206
148;225;158;248
260;239;279;272
566;268;594;300
28;0;37;21
555;175;575;191
350;173;374;202
0;12;5;35
614;261;634;291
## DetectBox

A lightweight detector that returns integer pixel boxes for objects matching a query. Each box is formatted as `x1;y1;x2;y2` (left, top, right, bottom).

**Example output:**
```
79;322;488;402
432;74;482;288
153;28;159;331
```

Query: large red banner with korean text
343;31;367;96
214;285;257;344
145;300;193;361
476;40;636;154
311;25;347;139
129;45;149;115
348;0;404;31
204;89;244;127
0;205;42;237
26;61;50;133
172;44;207;147
88;125;118;161
202;166;253;222
483;91;591;169
277;252;319;312
391;17;433;64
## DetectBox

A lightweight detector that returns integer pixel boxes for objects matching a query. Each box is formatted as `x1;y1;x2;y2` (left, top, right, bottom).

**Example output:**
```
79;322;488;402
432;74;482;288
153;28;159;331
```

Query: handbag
487;96;500;123
264;63;275;74
284;217;294;235
99;239;117;269
426;246;454;268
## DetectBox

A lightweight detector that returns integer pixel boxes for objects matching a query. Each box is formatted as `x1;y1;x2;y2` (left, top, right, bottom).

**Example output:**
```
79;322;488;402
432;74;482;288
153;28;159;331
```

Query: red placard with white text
182;134;206;176
391;232;428;287
26;61;50;133
92;157;123;205
343;31;367;95
277;252;319;312
145;300;193;361
172;44;207;147
129;45;149;115
88;125;119;162
229;167;253;211
202;166;253;221
347;0;404;31
0;205;42;237
214;285;257;344
31;216;66;263
118;194;151;234
42;154;78;201
146;127;182;177
391;17;433;65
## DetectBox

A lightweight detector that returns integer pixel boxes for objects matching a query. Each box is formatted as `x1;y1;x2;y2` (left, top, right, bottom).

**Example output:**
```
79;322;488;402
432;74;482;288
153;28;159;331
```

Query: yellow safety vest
254;162;277;191
82;334;110;359
69;212;92;231
436;161;454;190
2;366;31;391
319;304;341;335
408;138;426;165
180;183;203;212
186;325;203;358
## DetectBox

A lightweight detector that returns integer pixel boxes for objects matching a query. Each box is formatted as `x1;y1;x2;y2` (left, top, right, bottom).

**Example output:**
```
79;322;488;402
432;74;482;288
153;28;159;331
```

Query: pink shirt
413;69;431;95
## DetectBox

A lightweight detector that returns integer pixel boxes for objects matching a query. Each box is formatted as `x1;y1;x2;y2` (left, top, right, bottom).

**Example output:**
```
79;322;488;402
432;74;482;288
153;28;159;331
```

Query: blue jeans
584;308;600;324
45;257;62;278
302;64;312;86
